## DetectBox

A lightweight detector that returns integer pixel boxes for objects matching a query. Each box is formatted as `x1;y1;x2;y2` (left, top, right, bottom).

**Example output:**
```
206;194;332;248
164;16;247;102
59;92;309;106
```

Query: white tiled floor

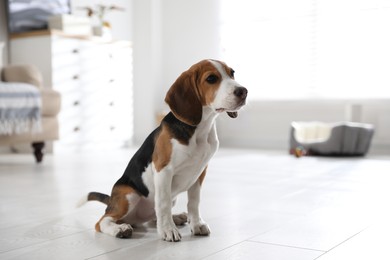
0;148;389;260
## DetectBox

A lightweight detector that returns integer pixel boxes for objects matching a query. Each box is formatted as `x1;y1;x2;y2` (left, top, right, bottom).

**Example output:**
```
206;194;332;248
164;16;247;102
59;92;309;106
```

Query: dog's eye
206;74;218;84
230;69;235;78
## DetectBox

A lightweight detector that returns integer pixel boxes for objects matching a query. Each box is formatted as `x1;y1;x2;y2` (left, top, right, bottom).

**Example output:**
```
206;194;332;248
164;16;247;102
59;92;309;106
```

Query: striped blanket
0;82;42;135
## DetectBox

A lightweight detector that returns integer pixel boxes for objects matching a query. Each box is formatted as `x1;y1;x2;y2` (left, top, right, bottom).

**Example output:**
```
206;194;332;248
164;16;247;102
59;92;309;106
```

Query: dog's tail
77;192;110;207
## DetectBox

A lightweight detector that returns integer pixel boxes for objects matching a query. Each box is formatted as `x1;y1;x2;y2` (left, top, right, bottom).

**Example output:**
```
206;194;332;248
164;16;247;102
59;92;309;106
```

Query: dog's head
165;59;247;126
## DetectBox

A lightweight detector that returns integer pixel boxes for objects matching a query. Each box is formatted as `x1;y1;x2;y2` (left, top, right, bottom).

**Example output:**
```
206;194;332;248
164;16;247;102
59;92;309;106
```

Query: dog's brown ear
165;71;202;126
227;111;238;118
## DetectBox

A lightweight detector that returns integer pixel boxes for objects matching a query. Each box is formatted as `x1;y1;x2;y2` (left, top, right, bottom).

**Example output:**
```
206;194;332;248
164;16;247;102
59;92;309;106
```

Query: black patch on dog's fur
162;112;196;145
115;112;196;198
116;128;161;197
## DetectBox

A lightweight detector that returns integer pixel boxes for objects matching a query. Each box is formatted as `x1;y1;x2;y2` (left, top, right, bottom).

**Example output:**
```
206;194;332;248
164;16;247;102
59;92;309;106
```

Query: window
220;0;390;100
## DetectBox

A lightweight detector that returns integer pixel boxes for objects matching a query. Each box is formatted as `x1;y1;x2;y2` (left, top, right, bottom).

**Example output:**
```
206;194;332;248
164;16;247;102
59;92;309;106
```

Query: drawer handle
73;101;80;106
74;126;80;132
72;49;79;54
73;75;79;80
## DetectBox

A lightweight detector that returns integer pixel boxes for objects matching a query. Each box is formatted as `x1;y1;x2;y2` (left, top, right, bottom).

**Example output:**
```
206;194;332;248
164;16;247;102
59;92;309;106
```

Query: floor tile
316;219;390;260
0;223;82;253
204;241;323;260
249;206;370;251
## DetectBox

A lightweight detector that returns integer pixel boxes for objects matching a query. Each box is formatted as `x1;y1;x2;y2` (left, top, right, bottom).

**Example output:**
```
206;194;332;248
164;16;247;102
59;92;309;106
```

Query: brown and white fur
78;59;247;242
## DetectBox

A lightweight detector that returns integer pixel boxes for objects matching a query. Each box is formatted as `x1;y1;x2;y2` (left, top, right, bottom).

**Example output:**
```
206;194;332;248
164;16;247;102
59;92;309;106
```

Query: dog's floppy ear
227;111;238;118
165;70;202;126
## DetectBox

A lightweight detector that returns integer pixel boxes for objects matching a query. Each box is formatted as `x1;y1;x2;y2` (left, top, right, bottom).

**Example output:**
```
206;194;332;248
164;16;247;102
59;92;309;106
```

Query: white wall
131;0;161;144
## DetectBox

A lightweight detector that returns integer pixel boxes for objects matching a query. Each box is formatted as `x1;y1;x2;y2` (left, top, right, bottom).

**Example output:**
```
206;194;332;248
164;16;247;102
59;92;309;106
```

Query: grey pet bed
289;121;374;156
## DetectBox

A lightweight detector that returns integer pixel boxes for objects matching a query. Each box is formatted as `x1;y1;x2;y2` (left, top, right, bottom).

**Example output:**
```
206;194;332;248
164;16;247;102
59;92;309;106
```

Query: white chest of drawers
10;30;133;151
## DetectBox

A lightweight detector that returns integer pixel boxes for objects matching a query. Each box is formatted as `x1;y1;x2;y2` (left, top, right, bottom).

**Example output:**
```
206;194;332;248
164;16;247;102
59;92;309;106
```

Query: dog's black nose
234;87;248;99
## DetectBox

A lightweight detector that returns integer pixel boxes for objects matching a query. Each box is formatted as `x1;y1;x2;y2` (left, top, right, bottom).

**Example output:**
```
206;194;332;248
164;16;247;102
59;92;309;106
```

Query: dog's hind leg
173;212;188;226
170;198;188;226
95;185;140;238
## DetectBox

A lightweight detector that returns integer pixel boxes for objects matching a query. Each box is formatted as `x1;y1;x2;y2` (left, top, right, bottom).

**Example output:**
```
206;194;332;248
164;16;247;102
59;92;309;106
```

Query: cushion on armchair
1;64;43;88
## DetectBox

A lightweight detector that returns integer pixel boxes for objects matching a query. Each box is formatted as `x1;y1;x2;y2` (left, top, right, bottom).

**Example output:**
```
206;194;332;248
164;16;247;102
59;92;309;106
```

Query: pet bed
289;121;374;156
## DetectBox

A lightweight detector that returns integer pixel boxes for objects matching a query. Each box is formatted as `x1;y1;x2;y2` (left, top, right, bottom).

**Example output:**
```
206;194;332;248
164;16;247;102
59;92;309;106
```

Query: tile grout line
200;234;326;260
198;211;301;259
199;213;319;259
245;239;326;253
200;240;248;259
313;227;369;259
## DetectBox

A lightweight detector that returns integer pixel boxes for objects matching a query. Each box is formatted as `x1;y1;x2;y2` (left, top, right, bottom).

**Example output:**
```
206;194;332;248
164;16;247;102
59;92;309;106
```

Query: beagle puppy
79;59;247;242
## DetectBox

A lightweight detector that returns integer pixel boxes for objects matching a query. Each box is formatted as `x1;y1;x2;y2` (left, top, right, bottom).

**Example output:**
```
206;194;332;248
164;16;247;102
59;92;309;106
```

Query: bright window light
220;0;390;100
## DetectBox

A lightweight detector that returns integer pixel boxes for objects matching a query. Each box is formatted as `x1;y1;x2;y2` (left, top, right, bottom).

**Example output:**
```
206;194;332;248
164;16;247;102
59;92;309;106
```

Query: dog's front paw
115;223;133;239
191;222;211;236
159;226;182;242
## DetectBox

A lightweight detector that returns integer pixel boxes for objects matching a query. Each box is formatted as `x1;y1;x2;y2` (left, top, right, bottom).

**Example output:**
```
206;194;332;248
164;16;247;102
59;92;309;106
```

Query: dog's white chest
170;123;219;193
142;110;220;198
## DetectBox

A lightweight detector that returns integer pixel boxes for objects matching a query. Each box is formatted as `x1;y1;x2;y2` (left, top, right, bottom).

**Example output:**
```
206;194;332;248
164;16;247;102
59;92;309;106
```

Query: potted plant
78;4;125;37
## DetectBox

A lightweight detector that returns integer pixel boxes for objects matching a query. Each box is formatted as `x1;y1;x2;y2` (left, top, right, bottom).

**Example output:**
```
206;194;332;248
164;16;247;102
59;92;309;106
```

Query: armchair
0;64;61;162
